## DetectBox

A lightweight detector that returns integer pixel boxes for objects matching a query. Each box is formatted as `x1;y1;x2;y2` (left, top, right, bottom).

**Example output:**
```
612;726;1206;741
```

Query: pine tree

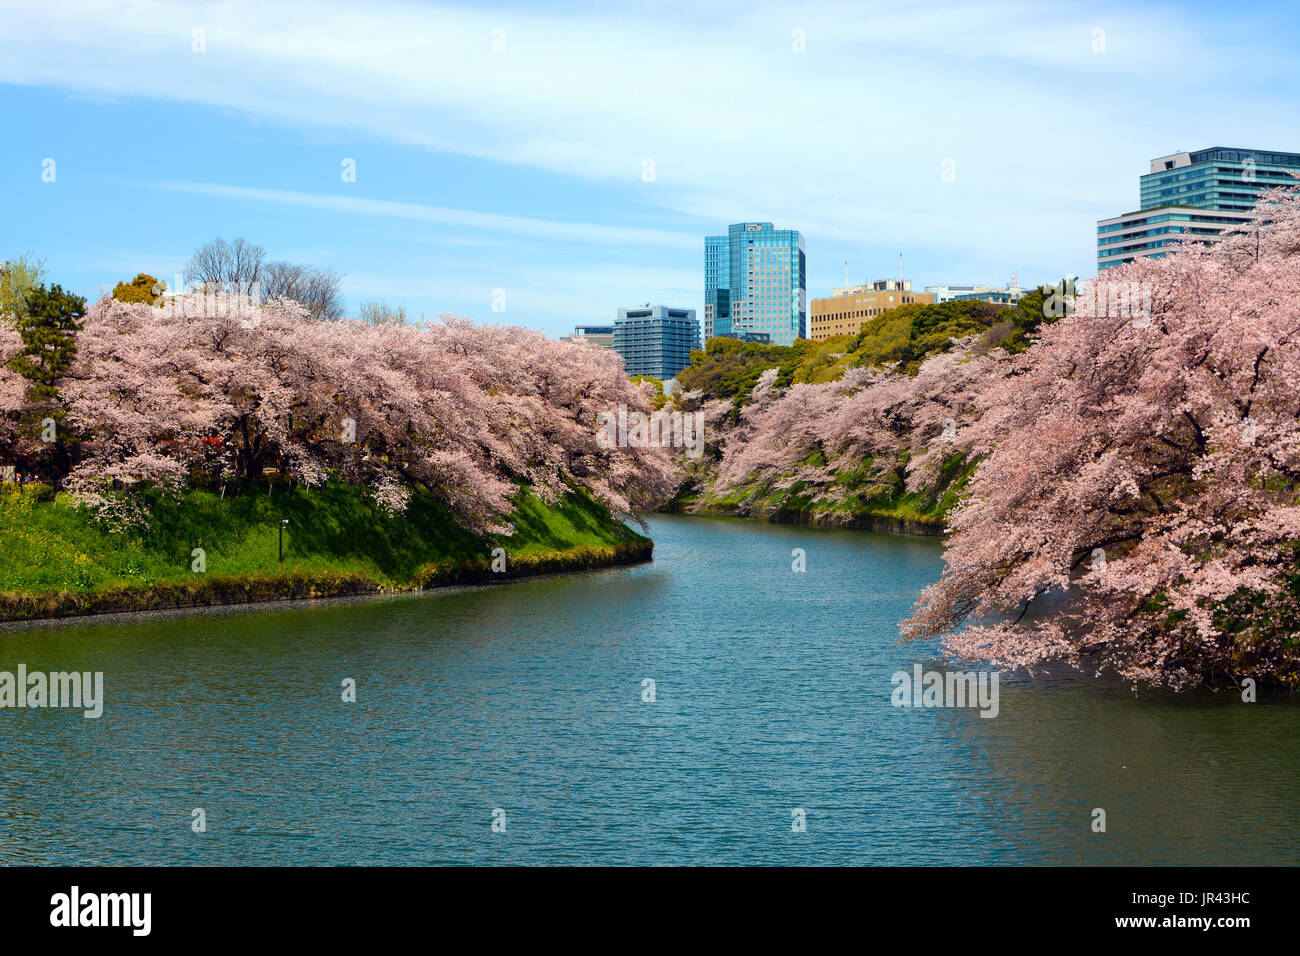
6;283;85;404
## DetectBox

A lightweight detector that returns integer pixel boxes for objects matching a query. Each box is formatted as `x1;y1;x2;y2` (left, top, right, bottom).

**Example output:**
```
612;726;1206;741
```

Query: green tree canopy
0;253;47;324
629;374;670;409
111;273;165;305
677;337;816;403
678;289;1069;402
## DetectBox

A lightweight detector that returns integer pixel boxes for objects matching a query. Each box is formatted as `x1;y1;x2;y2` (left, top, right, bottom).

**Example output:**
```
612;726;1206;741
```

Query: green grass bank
665;453;975;537
0;481;652;622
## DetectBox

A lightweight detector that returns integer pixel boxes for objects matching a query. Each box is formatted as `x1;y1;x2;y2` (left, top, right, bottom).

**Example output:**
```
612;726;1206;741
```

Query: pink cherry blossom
2;294;678;535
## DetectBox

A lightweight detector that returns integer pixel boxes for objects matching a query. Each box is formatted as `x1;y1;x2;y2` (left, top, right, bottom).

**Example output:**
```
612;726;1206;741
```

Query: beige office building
808;279;934;342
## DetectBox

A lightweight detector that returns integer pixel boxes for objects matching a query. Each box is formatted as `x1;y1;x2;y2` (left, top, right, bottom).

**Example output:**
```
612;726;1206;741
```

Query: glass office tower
704;222;806;346
1097;147;1300;271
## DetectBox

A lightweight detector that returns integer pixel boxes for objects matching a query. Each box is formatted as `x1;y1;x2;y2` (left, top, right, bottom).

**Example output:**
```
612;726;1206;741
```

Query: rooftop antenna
898;252;903;287
844;262;848;287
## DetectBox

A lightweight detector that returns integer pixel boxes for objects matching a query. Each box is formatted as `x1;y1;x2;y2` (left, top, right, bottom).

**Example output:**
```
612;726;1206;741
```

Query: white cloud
3;0;1296;291
145;179;698;249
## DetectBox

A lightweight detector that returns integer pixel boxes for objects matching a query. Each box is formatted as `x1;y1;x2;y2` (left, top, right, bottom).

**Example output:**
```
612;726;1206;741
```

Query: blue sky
1;0;1298;337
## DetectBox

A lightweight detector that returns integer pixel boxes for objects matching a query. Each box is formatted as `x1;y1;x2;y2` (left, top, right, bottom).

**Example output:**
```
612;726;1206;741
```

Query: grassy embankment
0;481;651;621
669;451;976;534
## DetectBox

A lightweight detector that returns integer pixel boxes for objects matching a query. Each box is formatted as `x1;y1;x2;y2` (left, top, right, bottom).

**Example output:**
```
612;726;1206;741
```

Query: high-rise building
1097;147;1300;271
808;279;934;342
614;305;700;380
705;222;806;346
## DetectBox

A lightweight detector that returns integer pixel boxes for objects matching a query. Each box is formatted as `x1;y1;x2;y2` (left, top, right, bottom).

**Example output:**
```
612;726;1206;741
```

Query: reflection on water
0;513;1295;865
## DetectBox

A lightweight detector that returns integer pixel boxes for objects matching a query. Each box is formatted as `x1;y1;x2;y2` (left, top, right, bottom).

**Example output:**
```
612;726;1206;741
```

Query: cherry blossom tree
16;293;676;534
906;184;1300;690
0;322;27;462
699;345;1003;517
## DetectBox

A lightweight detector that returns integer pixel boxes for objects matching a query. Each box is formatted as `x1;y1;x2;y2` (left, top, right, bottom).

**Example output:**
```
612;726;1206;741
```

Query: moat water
2;514;1296;864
